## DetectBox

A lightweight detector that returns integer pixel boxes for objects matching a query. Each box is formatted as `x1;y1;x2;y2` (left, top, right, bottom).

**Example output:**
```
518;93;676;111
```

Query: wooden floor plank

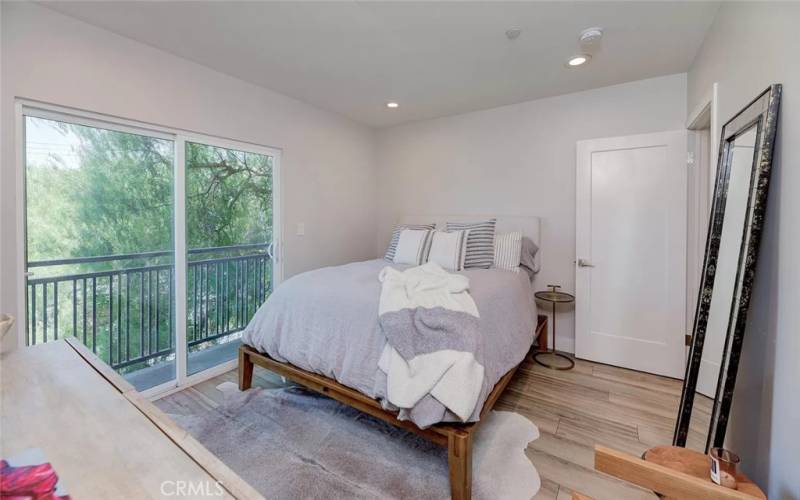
522;375;693;439
508;384;643;450
529;430;596;470
500;386;562;435
526;448;657;500
556;416;648;457
591;364;682;396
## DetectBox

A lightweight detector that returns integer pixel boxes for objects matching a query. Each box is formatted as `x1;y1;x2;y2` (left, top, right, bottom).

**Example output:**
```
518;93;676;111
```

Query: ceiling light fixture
505;28;522;40
566;55;590;67
386;102;399;109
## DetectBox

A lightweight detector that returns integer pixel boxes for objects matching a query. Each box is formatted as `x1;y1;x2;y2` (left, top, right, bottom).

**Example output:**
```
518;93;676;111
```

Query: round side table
533;285;575;370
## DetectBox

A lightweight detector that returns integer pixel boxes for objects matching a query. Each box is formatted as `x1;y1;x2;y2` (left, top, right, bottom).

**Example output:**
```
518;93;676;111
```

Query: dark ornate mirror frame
674;84;782;451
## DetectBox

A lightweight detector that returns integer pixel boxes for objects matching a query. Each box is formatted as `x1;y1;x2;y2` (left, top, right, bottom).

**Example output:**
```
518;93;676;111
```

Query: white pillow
384;223;436;261
426;230;470;271
494;231;523;272
393;229;433;265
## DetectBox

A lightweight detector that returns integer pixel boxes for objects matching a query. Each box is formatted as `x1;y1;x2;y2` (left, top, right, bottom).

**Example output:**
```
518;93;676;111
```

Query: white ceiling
41;1;720;128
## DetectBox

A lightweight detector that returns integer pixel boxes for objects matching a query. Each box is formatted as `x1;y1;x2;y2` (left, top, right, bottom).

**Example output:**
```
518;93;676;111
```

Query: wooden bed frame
238;314;548;500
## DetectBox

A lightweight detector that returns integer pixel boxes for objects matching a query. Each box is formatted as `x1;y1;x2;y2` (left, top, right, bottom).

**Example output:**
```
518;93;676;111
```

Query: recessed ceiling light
567;55;591;67
386;102;399;109
505;28;521;40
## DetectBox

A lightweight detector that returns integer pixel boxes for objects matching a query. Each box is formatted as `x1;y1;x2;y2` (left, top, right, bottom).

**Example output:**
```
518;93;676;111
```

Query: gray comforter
242;259;537;427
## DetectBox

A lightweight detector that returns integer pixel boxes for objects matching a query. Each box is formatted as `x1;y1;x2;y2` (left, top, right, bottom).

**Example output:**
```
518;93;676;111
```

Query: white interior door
576;131;687;378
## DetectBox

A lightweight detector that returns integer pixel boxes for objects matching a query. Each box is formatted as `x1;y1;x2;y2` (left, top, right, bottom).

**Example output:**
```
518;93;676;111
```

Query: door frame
687;83;719;211
686;84;720;395
575;130;688;377
14;99;283;398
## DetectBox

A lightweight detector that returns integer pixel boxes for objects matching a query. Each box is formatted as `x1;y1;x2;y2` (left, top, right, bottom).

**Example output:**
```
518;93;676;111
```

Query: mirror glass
687;126;757;451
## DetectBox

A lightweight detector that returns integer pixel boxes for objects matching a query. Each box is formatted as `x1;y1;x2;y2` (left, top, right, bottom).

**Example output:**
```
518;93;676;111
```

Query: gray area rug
158;382;540;499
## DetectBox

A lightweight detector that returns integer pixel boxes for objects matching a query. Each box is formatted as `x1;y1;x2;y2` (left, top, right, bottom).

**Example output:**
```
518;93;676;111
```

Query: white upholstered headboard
398;215;542;272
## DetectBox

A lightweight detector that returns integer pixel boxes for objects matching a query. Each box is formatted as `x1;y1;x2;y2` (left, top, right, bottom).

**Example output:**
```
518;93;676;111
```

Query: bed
238;215;546;500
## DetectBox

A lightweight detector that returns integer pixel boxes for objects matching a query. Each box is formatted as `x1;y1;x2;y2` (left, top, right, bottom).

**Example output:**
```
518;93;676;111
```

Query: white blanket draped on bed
377;263;485;422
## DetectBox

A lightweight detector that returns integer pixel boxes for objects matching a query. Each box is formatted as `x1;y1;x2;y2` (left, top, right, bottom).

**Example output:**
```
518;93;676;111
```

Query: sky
25;116;83;169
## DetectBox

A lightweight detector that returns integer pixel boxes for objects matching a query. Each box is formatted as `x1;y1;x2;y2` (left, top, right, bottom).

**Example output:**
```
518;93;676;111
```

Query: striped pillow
426;230;470;271
446;219;496;269
494;231;523;272
384;223;436;261
393;229;434;266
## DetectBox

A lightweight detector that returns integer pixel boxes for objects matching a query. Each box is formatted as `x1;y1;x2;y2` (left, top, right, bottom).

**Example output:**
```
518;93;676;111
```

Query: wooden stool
643;446;765;499
594;445;766;500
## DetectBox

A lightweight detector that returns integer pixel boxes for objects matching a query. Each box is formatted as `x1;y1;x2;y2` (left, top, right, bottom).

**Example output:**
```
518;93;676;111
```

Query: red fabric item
0;459;71;500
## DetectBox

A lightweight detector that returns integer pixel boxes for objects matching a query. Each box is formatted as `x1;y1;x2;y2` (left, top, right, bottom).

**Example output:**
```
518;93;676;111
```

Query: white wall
376;74;687;352
0;2;377;351
688;3;799;497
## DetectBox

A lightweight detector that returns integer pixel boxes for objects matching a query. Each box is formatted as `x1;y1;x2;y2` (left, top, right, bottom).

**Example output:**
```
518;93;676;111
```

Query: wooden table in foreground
1;339;262;499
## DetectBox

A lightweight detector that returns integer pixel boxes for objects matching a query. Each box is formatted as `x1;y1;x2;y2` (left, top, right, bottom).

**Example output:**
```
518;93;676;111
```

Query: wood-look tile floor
160;354;711;500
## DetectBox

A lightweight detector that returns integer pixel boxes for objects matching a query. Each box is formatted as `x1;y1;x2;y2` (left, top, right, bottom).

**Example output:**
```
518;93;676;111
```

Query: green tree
186;142;273;250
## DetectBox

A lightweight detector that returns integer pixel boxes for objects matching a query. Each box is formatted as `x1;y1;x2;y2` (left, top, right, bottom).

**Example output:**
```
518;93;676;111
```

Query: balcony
25;244;271;391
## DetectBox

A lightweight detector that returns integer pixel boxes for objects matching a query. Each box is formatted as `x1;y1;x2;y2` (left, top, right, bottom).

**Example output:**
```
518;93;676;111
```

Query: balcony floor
124;339;241;391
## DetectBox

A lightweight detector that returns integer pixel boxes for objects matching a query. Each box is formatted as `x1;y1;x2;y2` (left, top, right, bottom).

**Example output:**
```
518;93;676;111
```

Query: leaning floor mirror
674;85;782;451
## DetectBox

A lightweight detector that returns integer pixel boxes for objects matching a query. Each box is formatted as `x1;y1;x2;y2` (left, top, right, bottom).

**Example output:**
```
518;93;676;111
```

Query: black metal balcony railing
25;244;271;373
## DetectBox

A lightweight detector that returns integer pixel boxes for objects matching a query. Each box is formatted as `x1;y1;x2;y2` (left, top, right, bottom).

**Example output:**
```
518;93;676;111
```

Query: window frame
15;99;282;397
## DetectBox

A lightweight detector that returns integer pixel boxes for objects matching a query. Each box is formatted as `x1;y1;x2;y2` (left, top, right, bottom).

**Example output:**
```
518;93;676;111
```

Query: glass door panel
185;141;274;376
24;115;176;391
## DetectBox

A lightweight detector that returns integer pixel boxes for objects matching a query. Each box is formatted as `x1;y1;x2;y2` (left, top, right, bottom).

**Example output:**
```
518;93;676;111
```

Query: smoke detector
505;28;522;40
579;27;604;45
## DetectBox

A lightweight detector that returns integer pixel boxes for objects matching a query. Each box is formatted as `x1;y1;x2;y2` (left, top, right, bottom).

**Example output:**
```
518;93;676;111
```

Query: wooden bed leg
238;346;253;391
448;431;472;500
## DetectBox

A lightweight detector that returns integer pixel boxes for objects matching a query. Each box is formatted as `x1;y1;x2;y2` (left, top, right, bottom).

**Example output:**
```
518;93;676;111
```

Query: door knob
578;259;595;268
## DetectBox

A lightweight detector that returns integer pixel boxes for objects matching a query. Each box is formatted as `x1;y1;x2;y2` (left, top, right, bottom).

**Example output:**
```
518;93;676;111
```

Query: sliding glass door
184;140;276;376
20;104;281;395
24;114;176;391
